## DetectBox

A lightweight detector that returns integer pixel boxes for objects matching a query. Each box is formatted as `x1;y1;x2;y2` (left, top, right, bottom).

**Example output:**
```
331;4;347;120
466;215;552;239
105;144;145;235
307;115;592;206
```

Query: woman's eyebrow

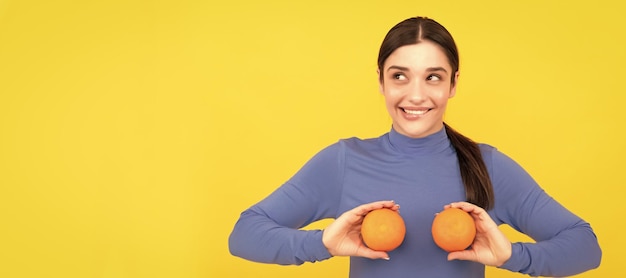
426;67;448;73
386;65;410;72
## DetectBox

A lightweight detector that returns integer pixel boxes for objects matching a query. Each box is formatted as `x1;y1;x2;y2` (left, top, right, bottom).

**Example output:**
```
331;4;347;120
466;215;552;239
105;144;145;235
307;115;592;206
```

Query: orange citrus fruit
361;208;406;251
431;207;476;252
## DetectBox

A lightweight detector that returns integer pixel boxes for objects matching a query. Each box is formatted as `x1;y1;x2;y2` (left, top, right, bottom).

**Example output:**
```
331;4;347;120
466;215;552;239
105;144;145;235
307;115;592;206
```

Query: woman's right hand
322;200;399;260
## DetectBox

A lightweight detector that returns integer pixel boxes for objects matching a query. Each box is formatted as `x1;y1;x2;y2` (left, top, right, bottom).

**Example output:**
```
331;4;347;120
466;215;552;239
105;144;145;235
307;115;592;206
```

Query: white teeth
404;109;429;115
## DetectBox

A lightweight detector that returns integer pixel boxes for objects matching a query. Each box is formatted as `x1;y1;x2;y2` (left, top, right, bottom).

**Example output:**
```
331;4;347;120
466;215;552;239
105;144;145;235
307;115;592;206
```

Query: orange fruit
361;208;406;251
431;207;476;252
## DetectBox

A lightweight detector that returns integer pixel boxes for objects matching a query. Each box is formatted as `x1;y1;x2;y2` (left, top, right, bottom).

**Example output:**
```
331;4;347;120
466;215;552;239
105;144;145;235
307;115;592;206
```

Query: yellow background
0;0;624;277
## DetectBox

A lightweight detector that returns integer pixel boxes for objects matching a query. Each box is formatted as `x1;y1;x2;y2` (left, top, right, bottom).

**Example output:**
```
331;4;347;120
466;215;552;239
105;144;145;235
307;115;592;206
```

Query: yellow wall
0;0;624;277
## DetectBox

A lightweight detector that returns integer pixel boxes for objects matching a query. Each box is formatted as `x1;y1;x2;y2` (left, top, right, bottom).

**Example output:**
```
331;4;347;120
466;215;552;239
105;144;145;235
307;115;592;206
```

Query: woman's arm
486;146;602;277
228;143;344;265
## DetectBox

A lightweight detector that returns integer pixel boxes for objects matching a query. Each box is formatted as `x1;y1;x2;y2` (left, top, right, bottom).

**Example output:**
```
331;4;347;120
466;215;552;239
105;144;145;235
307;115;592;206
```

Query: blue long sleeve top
229;127;601;277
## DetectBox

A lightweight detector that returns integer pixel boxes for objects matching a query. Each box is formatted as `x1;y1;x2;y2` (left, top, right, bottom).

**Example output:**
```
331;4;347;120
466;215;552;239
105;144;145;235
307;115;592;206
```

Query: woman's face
379;41;459;138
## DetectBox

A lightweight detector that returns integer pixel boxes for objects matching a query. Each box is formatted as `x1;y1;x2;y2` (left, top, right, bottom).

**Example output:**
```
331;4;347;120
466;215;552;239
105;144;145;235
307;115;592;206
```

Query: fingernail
383;257;390;261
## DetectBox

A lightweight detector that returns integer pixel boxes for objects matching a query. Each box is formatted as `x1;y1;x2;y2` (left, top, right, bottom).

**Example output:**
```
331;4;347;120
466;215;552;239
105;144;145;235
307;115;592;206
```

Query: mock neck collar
387;126;452;155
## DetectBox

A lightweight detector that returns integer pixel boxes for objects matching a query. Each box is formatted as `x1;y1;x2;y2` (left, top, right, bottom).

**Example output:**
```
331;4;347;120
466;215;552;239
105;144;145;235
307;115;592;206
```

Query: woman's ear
449;71;460;98
377;69;384;94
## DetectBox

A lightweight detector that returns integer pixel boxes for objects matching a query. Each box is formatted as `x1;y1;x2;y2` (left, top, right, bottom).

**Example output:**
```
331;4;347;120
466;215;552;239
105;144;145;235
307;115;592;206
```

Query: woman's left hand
445;202;512;267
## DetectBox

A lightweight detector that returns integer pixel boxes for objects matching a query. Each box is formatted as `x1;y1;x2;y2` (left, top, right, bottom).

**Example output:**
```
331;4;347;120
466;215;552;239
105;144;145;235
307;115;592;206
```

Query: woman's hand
322;200;399;260
445;202;512;267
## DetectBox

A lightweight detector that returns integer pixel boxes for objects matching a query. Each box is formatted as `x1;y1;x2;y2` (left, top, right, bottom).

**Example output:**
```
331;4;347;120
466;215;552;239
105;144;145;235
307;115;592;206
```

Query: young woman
228;16;601;277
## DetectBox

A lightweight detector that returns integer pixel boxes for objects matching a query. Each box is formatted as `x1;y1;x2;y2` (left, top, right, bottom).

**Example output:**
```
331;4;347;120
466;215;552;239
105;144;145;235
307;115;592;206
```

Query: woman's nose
407;81;427;102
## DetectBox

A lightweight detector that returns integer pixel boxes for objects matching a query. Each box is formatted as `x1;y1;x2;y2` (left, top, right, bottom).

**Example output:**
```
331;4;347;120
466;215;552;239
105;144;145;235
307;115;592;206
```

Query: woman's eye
427;74;441;81
393;73;407;80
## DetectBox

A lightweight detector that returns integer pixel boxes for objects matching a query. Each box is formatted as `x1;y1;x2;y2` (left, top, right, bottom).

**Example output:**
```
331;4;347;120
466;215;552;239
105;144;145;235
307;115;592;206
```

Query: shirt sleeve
228;142;344;265
484;146;602;276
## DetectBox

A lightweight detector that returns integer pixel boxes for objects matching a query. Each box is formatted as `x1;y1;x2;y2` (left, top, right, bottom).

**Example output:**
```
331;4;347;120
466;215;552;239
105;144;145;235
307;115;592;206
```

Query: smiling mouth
401;108;432;115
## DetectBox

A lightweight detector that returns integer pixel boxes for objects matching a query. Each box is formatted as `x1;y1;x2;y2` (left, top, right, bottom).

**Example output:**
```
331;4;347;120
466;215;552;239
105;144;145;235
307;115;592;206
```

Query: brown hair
377;17;494;210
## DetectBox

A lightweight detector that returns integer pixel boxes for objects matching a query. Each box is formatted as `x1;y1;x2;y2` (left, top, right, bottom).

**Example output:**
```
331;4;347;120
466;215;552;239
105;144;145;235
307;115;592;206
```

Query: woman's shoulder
477;143;497;159
477;143;532;181
338;133;388;150
309;134;388;160
477;143;517;168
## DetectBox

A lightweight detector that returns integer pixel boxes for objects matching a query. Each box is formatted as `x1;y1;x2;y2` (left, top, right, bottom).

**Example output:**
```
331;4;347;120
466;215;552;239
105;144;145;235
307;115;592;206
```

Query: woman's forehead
384;42;452;72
